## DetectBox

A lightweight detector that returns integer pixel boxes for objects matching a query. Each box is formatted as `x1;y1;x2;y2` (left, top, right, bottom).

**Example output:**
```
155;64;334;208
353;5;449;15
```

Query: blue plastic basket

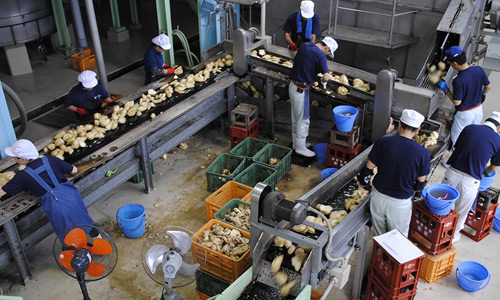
333;105;358;132
422;183;459;215
456;261;490;292
494;209;500;232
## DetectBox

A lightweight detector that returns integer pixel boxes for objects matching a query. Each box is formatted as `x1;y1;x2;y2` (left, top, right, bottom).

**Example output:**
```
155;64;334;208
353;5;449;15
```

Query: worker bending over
283;0;320;51
358;109;430;237
144;33;175;85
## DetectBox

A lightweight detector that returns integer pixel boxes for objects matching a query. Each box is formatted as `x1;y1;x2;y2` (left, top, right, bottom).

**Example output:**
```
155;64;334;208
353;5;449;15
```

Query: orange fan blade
64;228;87;249
90;238;112;255
86;261;105;277
58;250;75;272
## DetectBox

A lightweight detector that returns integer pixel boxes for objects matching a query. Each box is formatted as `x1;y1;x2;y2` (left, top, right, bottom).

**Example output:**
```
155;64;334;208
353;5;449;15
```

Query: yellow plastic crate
419;245;457;283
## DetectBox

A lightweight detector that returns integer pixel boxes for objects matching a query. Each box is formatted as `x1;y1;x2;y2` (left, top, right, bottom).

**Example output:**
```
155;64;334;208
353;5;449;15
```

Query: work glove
321;81;327;89
437;80;448;92
290;42;298;51
166;67;176;74
482;94;486;103
356;166;373;189
413;180;427;200
75;108;87;116
162;63;168;68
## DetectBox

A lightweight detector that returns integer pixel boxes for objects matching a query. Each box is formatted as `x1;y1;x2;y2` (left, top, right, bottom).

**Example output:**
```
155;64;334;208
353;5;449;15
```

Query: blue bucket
479;171;496;191
494;209;500;232
333;105;358;132
422;183;459;215
313;143;328;165
321;168;339;180
456;261;490;292
116;203;146;239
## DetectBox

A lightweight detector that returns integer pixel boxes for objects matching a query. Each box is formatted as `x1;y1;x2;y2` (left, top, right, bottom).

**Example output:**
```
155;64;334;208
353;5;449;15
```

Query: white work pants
289;82;310;139
451;105;483;148
369;189;412;237
441;168;480;236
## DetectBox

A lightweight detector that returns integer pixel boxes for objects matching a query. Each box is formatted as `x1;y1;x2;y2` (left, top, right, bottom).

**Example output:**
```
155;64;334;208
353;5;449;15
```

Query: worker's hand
162;64;168;68
75;108;87;116
482;94;486;103
356;166;373;189
437;80;448;92
166;67;175;74
385;117;395;134
290;43;298;51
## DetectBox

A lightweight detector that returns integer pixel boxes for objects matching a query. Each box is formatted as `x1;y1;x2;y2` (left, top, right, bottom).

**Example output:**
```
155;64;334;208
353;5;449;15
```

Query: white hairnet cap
400;109;425;128
485;111;500;126
78;70;98;89
300;1;315;19
5;139;39;160
322;37;338;58
152;33;171;50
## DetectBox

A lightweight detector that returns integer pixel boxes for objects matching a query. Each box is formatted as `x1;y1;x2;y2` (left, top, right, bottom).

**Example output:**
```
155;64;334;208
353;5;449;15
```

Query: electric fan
53;224;118;300
141;226;206;300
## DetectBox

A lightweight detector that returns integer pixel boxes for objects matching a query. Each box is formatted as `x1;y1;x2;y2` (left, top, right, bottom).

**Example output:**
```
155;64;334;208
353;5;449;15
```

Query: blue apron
24;157;94;240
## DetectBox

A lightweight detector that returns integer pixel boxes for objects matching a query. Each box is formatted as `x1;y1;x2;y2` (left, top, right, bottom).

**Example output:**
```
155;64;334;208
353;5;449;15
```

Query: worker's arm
321;72;332;83
71;165;78;175
0;188;6;198
309;33;316;44
484;165;498;177
483;83;492;95
66;105;79;112
284;32;293;46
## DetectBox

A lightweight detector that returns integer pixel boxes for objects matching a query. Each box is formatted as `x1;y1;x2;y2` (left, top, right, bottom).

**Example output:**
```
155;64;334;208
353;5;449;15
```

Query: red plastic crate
325;143;361;168
408;228;452;256
370;268;418;297
230;121;259;148
461;203;498;242
409;200;459;245
366;274;417;300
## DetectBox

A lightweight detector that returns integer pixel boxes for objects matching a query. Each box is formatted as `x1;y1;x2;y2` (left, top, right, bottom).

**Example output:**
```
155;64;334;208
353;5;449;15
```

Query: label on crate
374;230;424;264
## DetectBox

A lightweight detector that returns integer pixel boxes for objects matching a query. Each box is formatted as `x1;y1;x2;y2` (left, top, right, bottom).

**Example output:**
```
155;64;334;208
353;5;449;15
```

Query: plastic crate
409;200;459;245
366;275;417;300
71;49;96;72
229;137;269;166
230;121;259;148
195;290;210;300
461;203;498;242
252;143;292;181
326;143;361;168
408;228;452;256
330;125;360;149
191;219;251;283
476;187;500;210
231;103;258;128
214;199;250;231
206;153;246;192
195;269;230;297
129;163;155;184
233;163;277;190
311;290;323;300
419;246;457;283
205;181;252;221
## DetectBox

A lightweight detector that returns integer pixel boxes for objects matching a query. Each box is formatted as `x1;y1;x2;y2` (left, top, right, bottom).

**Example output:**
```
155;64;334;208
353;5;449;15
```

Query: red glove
290;42;298;51
162;64;168;68
75;108;87;116
166;67;176;74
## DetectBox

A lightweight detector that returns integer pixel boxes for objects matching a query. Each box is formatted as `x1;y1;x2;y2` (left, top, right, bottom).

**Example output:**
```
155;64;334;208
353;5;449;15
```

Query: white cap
400;109;425;128
5;139;39;160
300;1;315;19
78;70;98;89
322;37;338;58
152;34;171;50
484;111;500;127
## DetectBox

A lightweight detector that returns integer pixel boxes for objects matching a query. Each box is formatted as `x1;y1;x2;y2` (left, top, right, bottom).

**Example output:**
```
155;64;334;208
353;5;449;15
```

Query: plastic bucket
494;209;500;232
313;143;328;165
116;203;146;239
321;168;339;180
422;183;459;215
333;105;358;132
456;261;490;292
479;171;496;191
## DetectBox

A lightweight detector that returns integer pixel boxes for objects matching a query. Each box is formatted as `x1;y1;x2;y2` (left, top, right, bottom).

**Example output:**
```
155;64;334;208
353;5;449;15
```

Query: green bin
252;144;292;181
233;163;277;190
214;199;251;231
229;137;269;167
206;153;246;192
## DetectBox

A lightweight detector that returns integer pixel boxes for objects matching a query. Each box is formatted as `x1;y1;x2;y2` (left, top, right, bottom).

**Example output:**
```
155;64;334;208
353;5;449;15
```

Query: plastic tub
116;203;146;239
333;105;358;132
422;183;459;215
494;209;500;232
456;261;490;292
479;171;496;192
321;168;339;180
313;143;328;165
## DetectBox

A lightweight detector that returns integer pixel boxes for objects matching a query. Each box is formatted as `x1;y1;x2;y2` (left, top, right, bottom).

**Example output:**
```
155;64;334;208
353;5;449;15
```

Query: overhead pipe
70;0;88;48
84;0;109;91
260;1;266;37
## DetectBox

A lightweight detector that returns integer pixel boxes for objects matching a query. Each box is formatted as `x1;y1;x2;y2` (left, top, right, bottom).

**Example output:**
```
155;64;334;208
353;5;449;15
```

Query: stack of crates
366;230;424;300
204;181;252;220
230;104;259;148
252;143;292;181
326;125;361;168
205;153;246;192
461;187;500;242
195;269;230;300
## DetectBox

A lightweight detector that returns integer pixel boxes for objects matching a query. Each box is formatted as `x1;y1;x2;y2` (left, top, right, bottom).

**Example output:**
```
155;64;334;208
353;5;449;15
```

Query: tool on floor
142;227;204;300
53;224;118;300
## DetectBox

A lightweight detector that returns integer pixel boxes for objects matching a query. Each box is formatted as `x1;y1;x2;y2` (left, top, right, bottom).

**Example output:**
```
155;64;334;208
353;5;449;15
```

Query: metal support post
138;136;154;193
51;0;76;55
264;77;275;140
227;84;235;126
70;0;88;48
3;219;31;284
155;0;175;66
84;0;109;91
129;0;142;29
352;225;369;300
109;0;126;32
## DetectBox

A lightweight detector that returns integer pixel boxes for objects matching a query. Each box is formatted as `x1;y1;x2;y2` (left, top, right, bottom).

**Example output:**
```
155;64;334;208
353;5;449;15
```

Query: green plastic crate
214;199;250;231
233;163;277;190
129;163;155;184
252;143;292;181
195;269;230;297
229;137;269;166
206;153;246;192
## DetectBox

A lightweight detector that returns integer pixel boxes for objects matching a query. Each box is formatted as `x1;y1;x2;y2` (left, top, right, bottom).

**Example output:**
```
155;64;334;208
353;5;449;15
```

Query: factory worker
0;139;100;242
283;0;320;51
437;46;492;155
358;109;430;237
64;70;112;119
289;37;336;157
440;112;500;243
144;33;175;85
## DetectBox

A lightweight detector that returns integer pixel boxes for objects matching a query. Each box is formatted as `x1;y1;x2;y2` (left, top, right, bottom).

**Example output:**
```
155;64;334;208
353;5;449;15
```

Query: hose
307;206;346;265
173;29;199;68
2;82;27;137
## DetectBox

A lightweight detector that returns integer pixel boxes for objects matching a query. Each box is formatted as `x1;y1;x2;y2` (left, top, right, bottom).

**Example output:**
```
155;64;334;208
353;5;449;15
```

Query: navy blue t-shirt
144;45;164;76
64;83;110;112
283;12;320;45
369;135;431;199
453;66;490;111
289;43;329;84
448;124;500;180
2;156;74;197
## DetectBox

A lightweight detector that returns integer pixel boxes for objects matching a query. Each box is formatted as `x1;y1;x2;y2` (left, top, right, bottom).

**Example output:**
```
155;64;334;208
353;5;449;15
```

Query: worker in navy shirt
289;37;336;157
438;46;492;151
283;0;320;51
64;70;112;119
0;139;99;242
144;33;175;85
358;109;430;237
441;111;500;242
